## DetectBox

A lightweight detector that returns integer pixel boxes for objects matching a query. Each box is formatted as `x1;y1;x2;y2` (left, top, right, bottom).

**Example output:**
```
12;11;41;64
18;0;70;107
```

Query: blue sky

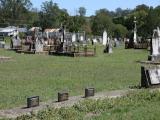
31;0;160;16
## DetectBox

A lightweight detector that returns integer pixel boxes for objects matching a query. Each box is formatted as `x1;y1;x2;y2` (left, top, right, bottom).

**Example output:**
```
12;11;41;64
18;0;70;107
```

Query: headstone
58;92;69;102
114;38;120;47
80;35;84;41
148;27;160;61
35;38;44;52
12;36;21;48
104;37;113;53
72;33;76;42
103;31;107;46
93;38;97;43
27;96;39;108
85;88;95;97
141;66;160;88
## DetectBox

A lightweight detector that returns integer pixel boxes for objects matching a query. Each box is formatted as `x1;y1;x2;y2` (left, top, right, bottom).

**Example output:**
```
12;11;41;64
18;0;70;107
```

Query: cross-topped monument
133;17;137;44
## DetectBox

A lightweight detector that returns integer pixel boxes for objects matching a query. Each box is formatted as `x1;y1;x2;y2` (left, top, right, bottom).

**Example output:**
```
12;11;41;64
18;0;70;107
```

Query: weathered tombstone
12;36;21;49
80;35;84;41
103;31;107;46
72;33;76;42
114;38;120;47
35;38;44;52
27;96;39;108
148;27;160;61
141;65;160;88
85;88;95;97
58;92;69;102
93;38;97;44
104;37;113;53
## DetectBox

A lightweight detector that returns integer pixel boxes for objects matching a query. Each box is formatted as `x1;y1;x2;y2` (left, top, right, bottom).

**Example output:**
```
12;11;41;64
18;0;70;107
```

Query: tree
114;24;128;38
38;0;69;29
0;0;32;25
91;9;114;36
78;7;86;16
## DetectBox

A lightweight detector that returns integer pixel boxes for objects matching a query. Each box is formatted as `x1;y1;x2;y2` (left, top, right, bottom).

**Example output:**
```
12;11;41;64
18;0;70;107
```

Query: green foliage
91;9;115;36
114;24;128;38
79;7;86;16
0;0;32;25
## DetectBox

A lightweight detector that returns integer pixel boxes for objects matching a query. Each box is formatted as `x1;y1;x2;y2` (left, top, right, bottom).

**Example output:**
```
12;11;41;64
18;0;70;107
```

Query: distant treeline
0;0;160;38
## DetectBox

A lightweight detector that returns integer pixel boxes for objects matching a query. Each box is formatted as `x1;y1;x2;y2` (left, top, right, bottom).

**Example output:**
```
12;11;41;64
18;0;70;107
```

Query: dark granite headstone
58;92;69;102
85;88;95;97
27;96;39;108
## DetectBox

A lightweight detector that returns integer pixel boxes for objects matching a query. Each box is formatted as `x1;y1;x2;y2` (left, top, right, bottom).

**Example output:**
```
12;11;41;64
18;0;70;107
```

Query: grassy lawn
0;45;148;109
14;90;160;120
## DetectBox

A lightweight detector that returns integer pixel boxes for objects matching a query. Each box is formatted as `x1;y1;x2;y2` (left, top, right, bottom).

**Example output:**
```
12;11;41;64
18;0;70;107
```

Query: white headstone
152;27;160;56
12;36;21;47
35;38;44;52
93;38;97;43
80;35;84;41
72;33;76;42
133;30;137;44
149;67;160;85
103;31;107;45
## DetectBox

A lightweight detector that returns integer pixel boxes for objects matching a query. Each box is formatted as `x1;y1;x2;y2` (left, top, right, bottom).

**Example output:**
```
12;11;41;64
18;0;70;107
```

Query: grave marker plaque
58;92;69;102
85;88;95;97
27;96;39;108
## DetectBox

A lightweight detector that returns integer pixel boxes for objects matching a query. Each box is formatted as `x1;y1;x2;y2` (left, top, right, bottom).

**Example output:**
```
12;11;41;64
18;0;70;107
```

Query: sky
31;0;160;16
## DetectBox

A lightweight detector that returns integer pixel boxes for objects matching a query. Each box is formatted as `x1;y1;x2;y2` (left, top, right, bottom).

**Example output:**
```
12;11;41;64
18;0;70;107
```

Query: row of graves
10;27;96;57
125;17;149;49
140;27;160;88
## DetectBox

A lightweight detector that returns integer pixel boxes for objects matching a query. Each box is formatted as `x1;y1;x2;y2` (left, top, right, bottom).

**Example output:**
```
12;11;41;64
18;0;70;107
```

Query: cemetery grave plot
139;27;160;88
49;45;96;57
0;46;148;110
11;27;96;57
141;65;160;88
48;31;96;57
